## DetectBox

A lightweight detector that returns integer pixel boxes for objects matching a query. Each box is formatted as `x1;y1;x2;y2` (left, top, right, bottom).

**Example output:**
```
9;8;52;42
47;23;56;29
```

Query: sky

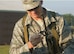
0;0;74;15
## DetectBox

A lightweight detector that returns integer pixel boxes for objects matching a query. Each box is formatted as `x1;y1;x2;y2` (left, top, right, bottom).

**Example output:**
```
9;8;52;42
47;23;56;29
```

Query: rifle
42;11;62;54
49;23;62;54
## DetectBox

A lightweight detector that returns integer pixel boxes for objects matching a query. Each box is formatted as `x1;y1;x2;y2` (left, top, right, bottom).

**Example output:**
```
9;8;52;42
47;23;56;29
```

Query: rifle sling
22;14;33;53
22;14;29;43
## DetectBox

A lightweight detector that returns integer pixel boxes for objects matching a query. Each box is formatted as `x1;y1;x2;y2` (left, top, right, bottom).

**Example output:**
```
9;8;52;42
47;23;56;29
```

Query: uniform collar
25;14;33;26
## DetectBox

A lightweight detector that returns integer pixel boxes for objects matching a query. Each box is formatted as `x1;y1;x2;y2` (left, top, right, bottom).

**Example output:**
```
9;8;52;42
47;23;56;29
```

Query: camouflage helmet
22;0;42;11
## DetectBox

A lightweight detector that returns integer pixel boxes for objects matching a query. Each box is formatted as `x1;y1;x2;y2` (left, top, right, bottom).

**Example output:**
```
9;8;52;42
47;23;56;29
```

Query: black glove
29;33;42;46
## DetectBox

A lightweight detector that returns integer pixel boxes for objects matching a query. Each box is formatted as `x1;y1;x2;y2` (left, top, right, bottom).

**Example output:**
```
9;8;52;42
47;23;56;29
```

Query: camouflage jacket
9;10;73;54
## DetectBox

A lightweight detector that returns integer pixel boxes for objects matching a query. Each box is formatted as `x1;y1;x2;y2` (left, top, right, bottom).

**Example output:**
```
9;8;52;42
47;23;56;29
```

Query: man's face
27;5;43;18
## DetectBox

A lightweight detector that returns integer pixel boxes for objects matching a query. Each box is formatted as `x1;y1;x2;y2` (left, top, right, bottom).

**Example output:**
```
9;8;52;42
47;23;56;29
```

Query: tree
63;14;74;26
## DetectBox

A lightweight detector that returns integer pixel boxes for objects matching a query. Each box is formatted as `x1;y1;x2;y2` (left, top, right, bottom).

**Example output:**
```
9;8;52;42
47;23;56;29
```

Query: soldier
9;0;73;54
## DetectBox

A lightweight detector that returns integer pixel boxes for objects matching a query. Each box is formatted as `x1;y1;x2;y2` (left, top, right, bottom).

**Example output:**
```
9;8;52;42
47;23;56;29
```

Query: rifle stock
45;23;62;54
47;36;61;54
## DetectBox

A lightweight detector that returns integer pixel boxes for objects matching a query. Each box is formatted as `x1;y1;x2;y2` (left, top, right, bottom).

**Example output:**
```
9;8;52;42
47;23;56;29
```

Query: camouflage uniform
62;26;74;54
9;9;73;54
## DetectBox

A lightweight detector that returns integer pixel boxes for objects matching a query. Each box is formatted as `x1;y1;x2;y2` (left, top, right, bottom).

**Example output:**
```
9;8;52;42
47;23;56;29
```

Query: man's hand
29;33;42;47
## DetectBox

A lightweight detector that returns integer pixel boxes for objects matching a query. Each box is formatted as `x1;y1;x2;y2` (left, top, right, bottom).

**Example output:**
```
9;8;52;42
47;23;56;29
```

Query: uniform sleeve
61;21;72;44
9;19;30;54
55;15;64;46
57;15;72;47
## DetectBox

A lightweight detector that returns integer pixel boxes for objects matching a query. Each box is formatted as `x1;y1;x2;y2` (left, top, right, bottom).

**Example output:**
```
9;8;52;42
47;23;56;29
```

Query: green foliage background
0;45;9;54
63;14;74;26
